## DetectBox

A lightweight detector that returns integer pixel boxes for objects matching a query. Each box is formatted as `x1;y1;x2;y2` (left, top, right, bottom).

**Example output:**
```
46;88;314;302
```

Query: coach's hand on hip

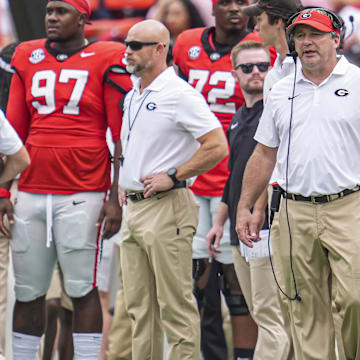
141;173;174;198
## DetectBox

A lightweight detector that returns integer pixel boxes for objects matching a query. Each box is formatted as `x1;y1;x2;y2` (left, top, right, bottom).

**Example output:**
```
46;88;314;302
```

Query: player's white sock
73;332;102;360
12;331;41;360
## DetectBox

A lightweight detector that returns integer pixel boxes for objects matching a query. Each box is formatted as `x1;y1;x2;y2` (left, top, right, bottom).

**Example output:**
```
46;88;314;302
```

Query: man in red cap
1;1;131;359
237;7;360;360
173;1;276;359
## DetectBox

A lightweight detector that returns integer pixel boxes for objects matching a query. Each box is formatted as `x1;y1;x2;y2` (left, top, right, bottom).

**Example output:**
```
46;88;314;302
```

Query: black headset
286;7;346;53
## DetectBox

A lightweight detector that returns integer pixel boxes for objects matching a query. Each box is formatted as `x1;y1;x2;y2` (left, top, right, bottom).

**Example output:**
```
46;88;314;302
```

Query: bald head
125;20;170;79
128;20;170;46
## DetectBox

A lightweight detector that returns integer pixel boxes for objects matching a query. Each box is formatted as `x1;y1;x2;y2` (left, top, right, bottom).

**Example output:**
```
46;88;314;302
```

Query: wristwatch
167;167;179;185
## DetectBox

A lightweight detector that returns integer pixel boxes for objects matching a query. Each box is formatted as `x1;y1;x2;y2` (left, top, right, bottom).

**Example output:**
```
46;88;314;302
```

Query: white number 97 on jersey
31;69;89;115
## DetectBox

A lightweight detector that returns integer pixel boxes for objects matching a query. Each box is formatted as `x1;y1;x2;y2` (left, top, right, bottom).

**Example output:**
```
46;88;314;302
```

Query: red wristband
0;189;10;198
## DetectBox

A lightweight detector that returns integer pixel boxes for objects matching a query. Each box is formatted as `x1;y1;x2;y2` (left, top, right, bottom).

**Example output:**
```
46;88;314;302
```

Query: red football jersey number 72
188;69;236;114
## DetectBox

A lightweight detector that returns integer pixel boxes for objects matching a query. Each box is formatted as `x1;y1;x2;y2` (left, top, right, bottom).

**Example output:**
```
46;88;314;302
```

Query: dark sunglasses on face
234;62;271;74
125;40;164;51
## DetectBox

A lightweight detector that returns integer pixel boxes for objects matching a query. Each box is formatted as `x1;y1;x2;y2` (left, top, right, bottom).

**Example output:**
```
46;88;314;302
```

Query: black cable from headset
267;55;301;302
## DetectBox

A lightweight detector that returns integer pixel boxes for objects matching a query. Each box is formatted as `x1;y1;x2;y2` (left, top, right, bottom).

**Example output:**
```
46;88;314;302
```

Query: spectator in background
0;0;16;48
301;0;335;9
162;0;205;41
147;0;215;27
335;0;360;65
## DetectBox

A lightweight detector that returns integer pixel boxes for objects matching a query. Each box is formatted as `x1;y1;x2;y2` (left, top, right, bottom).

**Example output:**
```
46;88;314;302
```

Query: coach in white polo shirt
237;8;360;360
119;20;227;360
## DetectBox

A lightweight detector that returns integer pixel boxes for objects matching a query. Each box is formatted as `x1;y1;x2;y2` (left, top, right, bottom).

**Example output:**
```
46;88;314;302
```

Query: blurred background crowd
3;0;360;65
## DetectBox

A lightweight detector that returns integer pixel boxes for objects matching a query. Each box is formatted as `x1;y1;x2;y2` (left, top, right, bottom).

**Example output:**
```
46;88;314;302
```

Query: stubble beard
242;79;264;95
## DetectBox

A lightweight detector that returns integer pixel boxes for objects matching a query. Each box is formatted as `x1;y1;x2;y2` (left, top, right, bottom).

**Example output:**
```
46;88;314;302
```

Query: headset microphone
345;15;354;40
286;51;298;60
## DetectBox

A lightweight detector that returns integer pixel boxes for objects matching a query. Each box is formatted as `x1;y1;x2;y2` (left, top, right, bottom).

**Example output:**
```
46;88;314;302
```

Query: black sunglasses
125;40;162;51
234;62;270;74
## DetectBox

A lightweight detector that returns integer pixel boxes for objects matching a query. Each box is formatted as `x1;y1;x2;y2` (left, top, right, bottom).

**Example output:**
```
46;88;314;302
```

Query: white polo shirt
0;109;22;155
119;66;221;191
263;53;297;104
264;53;298;185
255;56;360;196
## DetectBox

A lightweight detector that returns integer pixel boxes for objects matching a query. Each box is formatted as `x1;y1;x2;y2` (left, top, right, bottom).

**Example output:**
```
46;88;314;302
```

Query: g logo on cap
300;13;311;19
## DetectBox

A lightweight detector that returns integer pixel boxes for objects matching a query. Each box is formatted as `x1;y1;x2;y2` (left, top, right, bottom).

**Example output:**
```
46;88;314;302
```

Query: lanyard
127;89;152;141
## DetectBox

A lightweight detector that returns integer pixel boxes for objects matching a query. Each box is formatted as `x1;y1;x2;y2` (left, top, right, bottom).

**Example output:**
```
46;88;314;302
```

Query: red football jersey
173;27;275;197
7;39;132;194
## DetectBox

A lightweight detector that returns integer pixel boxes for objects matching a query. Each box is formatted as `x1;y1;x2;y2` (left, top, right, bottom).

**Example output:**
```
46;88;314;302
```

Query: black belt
281;186;360;204
126;181;187;202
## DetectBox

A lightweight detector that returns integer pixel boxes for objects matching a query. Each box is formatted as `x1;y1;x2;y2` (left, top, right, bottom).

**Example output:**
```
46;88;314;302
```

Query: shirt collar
274;53;294;69
132;66;175;93
296;55;348;84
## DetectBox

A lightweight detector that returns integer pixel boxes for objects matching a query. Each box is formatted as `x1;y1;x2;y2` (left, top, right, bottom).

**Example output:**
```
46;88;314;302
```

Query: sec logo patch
189;46;201;59
29;48;46;64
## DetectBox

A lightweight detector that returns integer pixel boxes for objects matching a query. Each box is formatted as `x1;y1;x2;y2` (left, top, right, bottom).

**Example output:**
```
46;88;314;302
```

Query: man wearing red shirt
1;1;131;359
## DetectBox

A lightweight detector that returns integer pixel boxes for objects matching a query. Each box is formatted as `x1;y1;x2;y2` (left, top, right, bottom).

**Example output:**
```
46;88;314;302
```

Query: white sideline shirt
264;53;298;184
0;109;22;155
264;53;297;105
255;56;360;196
119;67;221;191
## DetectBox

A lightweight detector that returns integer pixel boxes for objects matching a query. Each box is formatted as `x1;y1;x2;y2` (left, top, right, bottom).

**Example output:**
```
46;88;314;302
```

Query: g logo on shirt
146;102;157;111
335;89;349;97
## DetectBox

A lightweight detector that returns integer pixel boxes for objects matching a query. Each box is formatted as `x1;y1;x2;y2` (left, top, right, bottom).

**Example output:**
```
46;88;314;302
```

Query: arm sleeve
104;71;132;143
175;86;221;139
6;71;30;143
0;110;23;155
254;94;279;148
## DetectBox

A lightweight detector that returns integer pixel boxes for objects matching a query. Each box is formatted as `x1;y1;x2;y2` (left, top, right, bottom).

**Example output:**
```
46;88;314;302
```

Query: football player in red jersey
0;1;131;359
173;1;275;359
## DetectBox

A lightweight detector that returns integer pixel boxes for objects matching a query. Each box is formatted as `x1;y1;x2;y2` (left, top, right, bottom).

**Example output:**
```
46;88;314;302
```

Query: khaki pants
107;245;133;360
232;246;292;360
269;211;295;360
0;181;17;356
277;191;360;359
121;188;201;360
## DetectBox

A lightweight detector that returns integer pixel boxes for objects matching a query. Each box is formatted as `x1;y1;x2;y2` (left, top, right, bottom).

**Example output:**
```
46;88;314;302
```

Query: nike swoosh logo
80;52;95;58
230;122;238;130
288;94;300;100
72;200;86;206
